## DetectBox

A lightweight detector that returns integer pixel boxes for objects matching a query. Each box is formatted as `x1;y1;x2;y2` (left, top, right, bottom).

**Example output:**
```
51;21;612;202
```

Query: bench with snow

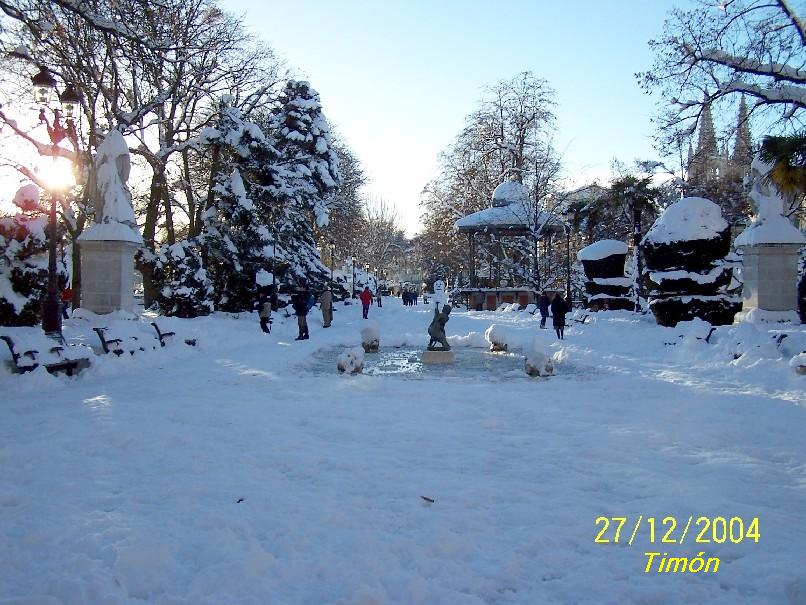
92;327;150;356
150;322;196;347
1;334;91;376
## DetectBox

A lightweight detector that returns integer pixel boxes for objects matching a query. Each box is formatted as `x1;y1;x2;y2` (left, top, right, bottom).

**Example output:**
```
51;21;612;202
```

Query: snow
491;180;529;207
649;264;727;285
643;197;728;244
1;299;805;604
255;270;274;287
577;239;627;261
590;276;632;287
79;222;143;244
734;157;806;247
13;183;40;208
360;320;380;344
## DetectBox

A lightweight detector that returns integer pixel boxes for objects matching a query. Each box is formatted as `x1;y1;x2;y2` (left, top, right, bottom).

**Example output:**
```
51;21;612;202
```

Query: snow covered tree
0;186;68;326
265;80;342;294
152;239;214;318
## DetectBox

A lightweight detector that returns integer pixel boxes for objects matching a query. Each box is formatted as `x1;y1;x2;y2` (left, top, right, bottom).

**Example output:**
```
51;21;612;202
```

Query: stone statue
427;303;452;351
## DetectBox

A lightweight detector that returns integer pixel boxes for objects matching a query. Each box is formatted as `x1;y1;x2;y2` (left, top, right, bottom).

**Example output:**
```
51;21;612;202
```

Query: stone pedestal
79;239;140;314
738;244;802;312
422;350;455;364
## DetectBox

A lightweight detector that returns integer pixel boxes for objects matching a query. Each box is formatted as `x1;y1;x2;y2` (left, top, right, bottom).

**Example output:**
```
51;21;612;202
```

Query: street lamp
31;66;81;339
329;239;335;285
351;256;356;297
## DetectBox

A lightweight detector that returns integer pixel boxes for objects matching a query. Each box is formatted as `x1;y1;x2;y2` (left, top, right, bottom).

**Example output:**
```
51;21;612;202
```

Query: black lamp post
329;240;335;285
31;66;81;339
351;256;356;297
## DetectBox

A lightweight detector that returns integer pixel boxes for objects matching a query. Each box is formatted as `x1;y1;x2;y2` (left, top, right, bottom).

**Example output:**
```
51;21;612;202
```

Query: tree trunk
141;169;166;308
633;203;642;312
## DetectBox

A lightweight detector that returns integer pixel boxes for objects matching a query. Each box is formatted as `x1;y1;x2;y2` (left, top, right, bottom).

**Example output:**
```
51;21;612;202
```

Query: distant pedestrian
550;292;567;340
61;285;73;319
359;286;373;319
292;282;311;340
256;291;272;333
376;290;382;308
319;288;333;328
538;291;550;329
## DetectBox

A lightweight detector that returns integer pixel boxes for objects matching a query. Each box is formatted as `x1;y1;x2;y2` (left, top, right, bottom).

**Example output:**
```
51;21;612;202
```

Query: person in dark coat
538;291;550;329
292;283;311;340
550;292;567;340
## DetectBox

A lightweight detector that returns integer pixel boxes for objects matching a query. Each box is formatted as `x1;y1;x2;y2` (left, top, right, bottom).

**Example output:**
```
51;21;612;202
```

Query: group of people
257;282;379;340
401;289;418;306
538;290;568;340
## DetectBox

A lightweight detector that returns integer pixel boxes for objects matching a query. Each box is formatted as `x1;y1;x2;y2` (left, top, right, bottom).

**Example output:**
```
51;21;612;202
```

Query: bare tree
638;0;806;147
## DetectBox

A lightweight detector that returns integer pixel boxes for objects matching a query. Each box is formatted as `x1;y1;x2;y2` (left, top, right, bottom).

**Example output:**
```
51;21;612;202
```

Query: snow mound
525;337;553;377
336;347;364;374
360;320;380;353
13;184;40;211
485;324;509;352
643;197;728;244
492;180;529;207
789;352;806;374
578;239;627;261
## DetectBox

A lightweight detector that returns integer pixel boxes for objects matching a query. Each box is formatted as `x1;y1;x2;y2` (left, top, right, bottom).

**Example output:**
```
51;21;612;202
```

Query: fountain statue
427;303;452;351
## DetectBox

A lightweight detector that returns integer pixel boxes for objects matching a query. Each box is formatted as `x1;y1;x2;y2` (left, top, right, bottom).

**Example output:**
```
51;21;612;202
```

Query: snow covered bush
152;240;214;318
336;347;364;374
0;209;67;326
484;324;509;352
577;239;633;311
360;320;380;353
642;197;740;327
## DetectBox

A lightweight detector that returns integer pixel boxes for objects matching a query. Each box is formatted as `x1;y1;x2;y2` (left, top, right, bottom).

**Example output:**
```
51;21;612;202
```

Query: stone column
78;239;140;314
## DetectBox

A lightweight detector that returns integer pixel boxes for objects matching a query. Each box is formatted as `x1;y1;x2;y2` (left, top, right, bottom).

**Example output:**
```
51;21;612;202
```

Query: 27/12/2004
594;515;760;546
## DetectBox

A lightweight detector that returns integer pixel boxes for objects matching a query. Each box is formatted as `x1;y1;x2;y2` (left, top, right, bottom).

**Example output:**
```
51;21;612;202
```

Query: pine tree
267;80;342;293
152;239;214;318
732;96;753;168
201;99;277;311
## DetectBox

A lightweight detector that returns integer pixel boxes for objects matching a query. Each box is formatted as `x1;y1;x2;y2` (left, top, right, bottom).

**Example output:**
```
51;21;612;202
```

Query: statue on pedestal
427;303;452;351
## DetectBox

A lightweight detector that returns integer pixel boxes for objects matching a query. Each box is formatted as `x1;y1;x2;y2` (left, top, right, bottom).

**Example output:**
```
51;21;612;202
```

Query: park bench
92;327;148;356
150;322;196;347
1;334;90;376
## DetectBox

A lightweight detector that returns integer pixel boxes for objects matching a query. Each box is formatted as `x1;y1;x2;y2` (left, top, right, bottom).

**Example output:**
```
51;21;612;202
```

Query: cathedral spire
732;95;752;168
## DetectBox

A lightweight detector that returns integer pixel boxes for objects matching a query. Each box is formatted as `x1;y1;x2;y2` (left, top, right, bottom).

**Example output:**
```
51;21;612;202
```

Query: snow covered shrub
360;320;380;353
152;240;214;318
484;324;508;352
577;239;634;311
0;211;67;326
336;347;364;374
643;197;740;327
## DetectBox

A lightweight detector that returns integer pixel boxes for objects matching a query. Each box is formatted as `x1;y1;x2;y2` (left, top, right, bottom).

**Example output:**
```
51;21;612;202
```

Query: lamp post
351;256;356;297
329;240;335;286
31;66;81;339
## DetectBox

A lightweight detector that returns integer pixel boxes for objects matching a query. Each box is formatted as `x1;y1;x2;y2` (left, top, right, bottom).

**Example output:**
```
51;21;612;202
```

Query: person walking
376;290;382;308
292;283;311;340
538;291;550;329
256;291;272;333
61;285;73;320
319;288;333;328
550;291;568;340
359;286;373;319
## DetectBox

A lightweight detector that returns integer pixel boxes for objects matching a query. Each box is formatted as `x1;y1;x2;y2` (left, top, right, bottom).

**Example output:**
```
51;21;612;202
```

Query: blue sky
221;0;685;234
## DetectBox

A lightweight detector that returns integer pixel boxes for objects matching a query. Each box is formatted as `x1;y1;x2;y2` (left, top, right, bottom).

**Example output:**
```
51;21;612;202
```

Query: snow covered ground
2;298;805;604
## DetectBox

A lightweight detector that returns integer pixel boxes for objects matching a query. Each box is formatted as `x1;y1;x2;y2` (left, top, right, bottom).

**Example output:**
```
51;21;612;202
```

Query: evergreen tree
266;80;342;293
152;239;214;318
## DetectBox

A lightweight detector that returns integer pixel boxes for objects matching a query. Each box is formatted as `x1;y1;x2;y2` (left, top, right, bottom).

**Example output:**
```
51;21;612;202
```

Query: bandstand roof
454;202;563;236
